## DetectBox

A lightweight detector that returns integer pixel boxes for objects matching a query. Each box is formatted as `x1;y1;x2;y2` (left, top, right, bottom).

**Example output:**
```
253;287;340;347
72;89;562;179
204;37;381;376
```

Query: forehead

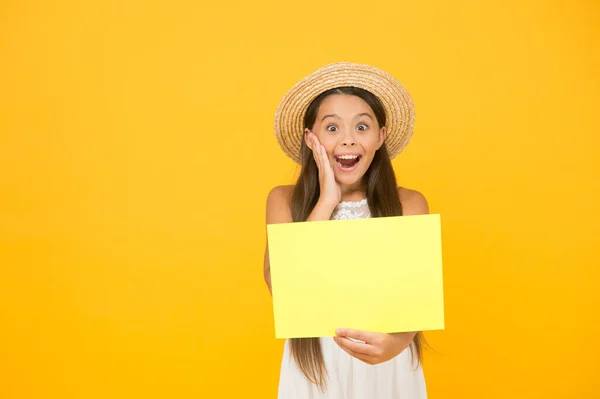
317;94;374;117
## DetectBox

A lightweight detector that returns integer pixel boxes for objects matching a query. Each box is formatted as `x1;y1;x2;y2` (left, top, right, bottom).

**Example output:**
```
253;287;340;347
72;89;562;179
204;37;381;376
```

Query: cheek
359;136;381;153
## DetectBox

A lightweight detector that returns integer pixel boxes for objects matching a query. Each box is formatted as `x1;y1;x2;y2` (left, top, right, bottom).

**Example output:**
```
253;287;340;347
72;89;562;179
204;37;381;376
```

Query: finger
334;336;377;357
307;132;318;154
317;141;329;171
336;329;376;344
320;144;333;172
305;133;313;151
334;337;376;364
312;135;323;171
311;132;321;147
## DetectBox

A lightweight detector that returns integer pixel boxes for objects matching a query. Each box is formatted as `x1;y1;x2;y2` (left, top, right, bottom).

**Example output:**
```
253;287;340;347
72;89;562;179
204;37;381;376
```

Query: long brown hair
289;87;426;391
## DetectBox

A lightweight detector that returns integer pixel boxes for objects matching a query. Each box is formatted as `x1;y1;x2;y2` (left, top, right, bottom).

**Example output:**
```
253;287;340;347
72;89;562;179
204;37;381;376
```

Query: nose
341;130;357;147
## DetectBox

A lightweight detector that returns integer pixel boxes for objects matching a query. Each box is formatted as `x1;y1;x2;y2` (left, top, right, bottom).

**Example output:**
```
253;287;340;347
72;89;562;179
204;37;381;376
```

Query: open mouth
334;154;361;171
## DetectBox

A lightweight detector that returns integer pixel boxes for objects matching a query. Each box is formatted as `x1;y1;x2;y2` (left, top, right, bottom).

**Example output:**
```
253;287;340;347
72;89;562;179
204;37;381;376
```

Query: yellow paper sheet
267;214;445;339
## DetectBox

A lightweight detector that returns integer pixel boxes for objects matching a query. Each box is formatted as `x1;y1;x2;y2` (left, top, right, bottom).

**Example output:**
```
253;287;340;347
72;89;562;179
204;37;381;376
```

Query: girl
264;62;429;398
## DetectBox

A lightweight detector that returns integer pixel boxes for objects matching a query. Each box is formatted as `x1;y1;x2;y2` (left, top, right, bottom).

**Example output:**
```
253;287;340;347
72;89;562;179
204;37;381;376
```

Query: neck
339;179;367;202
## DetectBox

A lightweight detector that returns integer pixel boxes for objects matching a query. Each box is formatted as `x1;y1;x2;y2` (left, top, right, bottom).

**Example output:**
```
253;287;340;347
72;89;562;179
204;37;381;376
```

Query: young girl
264;62;429;398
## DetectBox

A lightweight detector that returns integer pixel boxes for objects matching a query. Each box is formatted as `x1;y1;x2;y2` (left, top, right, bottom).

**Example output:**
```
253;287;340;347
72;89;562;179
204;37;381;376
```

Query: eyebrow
320;113;374;122
321;114;340;122
355;112;374;121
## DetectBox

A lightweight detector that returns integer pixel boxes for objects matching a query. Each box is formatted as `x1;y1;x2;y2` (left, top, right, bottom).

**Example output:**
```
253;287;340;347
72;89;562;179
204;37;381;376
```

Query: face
305;94;386;187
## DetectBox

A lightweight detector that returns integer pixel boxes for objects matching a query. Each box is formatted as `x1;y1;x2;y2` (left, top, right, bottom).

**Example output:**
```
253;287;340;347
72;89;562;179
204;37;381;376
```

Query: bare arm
264;186;336;295
264;186;292;295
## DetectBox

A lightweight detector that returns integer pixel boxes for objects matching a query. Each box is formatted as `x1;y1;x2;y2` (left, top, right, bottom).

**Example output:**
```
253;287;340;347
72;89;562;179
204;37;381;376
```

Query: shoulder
267;185;294;206
398;187;429;216
266;185;294;224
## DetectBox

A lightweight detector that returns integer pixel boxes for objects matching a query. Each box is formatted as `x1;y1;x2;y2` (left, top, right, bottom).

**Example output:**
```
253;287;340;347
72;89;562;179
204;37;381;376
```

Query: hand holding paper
334;329;417;365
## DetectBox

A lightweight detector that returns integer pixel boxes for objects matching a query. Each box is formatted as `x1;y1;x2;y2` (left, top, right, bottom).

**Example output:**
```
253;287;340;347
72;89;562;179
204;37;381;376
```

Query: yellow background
1;1;598;398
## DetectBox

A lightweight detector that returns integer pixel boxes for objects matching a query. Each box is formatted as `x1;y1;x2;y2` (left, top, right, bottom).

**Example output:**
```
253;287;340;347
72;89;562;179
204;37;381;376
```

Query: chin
335;171;366;187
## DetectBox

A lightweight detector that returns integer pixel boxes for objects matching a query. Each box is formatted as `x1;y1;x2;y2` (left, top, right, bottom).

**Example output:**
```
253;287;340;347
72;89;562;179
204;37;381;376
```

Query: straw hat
274;62;416;164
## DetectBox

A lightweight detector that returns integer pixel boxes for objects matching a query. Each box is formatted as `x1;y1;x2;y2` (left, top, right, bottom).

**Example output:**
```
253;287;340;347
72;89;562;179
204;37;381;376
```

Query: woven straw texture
274;62;415;163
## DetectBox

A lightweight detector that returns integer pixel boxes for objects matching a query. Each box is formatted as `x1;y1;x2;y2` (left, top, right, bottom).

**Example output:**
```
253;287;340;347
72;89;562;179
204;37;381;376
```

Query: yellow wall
1;1;599;397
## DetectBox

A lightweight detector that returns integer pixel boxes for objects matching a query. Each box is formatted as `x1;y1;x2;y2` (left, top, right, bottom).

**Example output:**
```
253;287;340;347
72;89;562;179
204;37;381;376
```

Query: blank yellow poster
267;214;445;339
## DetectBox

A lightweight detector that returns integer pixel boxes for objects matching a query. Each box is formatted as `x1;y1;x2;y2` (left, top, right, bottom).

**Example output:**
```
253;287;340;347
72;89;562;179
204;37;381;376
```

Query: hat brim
274;62;415;164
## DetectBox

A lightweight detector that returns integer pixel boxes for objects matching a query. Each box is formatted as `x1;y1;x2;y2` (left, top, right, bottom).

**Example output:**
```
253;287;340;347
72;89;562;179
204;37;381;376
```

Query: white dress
277;199;428;399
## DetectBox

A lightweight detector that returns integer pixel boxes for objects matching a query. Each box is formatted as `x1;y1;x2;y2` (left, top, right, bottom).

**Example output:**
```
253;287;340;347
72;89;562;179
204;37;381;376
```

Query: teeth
337;155;359;160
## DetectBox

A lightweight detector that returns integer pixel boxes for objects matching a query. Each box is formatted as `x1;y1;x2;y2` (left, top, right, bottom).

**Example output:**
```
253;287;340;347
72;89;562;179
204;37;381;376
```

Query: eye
357;123;369;131
326;124;339;132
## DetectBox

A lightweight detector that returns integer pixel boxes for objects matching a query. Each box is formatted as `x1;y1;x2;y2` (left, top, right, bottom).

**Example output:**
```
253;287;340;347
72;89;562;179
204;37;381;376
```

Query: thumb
320;145;334;170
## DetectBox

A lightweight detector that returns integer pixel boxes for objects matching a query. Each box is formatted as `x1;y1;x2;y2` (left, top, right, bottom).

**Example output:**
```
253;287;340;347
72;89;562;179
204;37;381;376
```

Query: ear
377;126;387;149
